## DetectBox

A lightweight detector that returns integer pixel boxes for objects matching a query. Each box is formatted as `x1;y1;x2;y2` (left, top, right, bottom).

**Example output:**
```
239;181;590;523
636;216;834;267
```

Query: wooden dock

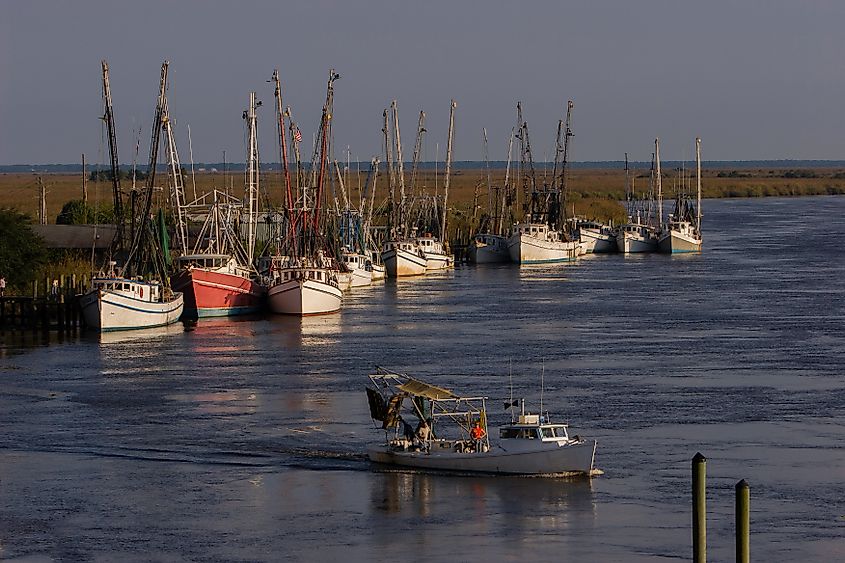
1;278;85;332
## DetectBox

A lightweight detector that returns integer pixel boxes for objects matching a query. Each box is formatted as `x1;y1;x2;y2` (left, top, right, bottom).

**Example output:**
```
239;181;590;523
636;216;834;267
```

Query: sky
2;0;845;165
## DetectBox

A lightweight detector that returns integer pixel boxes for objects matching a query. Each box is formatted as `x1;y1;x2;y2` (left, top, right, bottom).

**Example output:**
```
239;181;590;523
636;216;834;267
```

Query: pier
0;277;84;332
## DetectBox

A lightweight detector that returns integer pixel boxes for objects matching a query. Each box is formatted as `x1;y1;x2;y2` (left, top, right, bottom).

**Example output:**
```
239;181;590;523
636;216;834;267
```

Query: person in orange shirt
470;421;486;442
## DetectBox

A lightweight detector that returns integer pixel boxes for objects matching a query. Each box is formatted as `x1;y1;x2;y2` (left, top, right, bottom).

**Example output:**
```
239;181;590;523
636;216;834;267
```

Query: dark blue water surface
1;196;843;561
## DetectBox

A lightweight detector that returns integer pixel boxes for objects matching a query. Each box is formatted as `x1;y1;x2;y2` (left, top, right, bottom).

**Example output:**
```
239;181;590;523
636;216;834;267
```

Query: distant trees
56;200;114;225
88;169;148;182
0;208;48;290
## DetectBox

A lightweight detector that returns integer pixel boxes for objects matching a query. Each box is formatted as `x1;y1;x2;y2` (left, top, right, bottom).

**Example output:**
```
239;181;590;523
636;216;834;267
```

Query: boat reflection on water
371;470;596;526
267;313;342;349
96;322;189;345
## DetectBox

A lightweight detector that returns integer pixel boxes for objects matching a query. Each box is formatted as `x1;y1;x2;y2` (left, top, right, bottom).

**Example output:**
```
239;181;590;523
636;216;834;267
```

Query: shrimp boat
80;271;183;331
365;368;598;476
658;137;703;254
616;149;659;254
168;92;263;319
81;61;183;332
266;69;343;315
574;219;617;254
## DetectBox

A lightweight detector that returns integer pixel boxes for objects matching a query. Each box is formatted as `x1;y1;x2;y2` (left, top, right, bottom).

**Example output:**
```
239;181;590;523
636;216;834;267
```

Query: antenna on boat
508;358;515;423
540;357;545;418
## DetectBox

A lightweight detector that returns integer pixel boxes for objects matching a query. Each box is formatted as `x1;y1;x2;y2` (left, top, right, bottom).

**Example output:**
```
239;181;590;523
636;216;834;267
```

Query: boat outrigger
365;368;598;476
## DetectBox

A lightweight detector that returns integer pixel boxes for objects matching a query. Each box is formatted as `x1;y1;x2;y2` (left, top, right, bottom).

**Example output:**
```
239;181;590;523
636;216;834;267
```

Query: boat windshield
500;428;540;440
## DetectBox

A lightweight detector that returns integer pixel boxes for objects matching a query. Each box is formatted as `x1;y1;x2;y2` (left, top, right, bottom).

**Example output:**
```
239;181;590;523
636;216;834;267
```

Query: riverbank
4;166;845;225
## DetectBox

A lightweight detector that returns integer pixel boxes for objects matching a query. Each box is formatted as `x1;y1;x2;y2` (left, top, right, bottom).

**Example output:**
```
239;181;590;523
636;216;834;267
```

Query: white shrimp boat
658;220;701;253
507;222;581;264
366;368;598;475
369;250;386;282
418;235;454;271
467;233;511;263
80;277;183;331
616;221;658;253
575;220;617;254
658;137;703;254
267;256;342;316
382;238;428;277
341;250;373;287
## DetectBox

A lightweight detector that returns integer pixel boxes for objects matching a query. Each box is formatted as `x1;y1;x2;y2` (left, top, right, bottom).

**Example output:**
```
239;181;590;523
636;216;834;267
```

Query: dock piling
692;452;707;563
736;479;749;563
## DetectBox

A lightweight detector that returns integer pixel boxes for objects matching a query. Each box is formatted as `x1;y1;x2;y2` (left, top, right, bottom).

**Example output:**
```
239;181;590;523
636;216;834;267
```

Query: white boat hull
507;232;580;264
382;246;427;277
79;289;184;332
370;263;386;282
579;229;617;254
468;235;511;263
658;229;702;254
349;267;373;287
424;251;454;271
368;440;597;475
616;231;658;253
267;277;342;315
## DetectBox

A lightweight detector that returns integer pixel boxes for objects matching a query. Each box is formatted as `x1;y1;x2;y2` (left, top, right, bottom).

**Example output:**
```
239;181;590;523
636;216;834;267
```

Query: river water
1;196;843;561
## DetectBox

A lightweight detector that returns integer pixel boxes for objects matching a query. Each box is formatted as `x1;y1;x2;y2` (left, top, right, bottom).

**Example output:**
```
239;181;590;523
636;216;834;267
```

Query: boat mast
362;156;380;246
409;111;426;195
244;92;260;263
162;96;189;256
696;137;702;234
124;61;169;282
479;127;491;228
441;99;456;244
559;100;574;222
500;127;515;235
655;137;663;227
272;70;294;233
311;69;339;235
391;100;406;235
382;109;396;235
101;60;125;253
624;152;631;218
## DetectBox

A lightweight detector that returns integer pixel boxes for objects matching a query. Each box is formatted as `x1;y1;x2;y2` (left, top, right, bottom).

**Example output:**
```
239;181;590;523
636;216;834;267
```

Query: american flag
293;127;302;144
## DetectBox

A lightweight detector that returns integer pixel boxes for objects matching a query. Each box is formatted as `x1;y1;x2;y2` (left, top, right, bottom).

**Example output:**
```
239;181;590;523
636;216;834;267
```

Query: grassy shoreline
3;167;844;225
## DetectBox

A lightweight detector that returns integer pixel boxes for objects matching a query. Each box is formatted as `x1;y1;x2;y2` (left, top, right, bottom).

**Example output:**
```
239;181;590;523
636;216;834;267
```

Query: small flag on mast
293;127;302;144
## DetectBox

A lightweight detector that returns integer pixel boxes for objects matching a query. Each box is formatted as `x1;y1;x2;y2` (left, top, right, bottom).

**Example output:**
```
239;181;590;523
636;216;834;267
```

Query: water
1;196;844;561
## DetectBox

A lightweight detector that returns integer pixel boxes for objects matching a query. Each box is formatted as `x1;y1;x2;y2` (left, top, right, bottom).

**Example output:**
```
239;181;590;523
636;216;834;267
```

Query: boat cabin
341;252;372;270
416;236;445;256
92;277;160;303
177;254;241;273
497;413;575;451
512;222;563;243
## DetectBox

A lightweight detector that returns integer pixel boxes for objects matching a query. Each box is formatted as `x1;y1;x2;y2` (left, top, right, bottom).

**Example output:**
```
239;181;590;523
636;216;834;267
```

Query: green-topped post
736;479;750;563
692;452;707;563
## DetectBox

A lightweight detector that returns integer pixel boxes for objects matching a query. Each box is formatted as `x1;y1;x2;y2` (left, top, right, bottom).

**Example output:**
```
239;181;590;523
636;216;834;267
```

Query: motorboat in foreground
365;367;598;476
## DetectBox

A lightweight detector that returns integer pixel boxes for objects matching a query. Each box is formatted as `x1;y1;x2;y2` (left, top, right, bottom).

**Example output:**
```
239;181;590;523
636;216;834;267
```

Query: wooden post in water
736;479;750;563
692;452;707;563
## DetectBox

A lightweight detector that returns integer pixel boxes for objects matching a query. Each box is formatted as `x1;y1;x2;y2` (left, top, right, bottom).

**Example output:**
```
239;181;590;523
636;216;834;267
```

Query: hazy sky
2;1;844;164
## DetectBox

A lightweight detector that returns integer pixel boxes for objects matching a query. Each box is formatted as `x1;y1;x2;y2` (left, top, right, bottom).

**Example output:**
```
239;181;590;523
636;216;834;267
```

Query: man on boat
415;418;432;444
470;420;486;451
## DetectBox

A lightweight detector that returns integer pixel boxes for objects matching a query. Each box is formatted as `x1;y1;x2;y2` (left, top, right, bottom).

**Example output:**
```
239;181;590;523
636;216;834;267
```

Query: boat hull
267;277;342;315
370;263;386;282
368;440;597;475
80;289;184;332
507;233;580;264
382;246;427;277
579;229;617;254
658;229;702;254
468;235;511;263
171;268;263;318
616;232;658;253
424;251;454;271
